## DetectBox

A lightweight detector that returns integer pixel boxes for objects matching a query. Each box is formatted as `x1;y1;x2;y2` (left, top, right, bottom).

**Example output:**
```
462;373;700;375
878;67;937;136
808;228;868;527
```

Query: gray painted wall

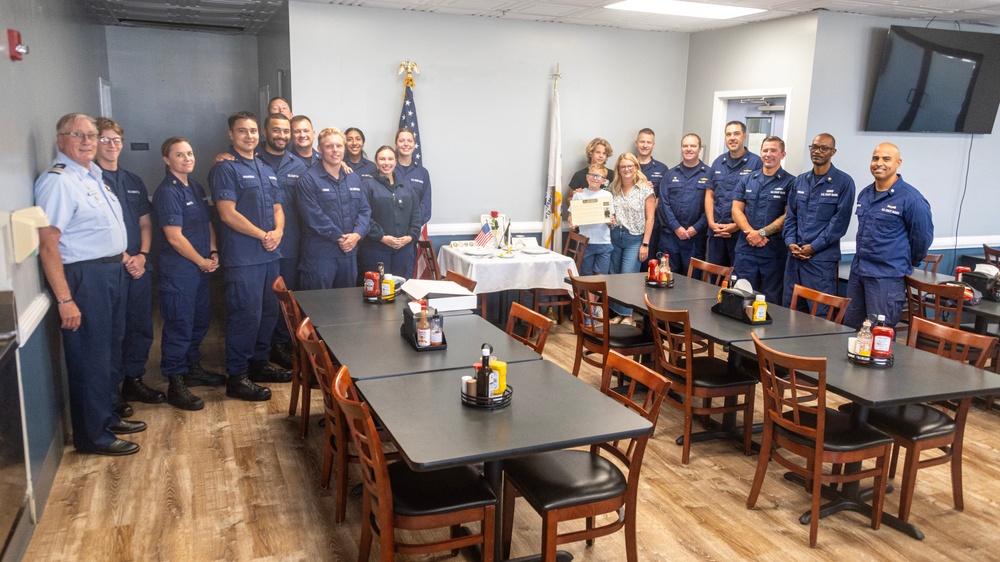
287;2;690;231
106;26;260;192
809;11;1000;249
684;13;818;175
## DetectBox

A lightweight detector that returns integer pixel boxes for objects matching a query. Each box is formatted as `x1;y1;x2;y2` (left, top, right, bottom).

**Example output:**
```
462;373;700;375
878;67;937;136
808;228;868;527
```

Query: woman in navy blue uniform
344;127;376;179
358;146;421;279
152;137;220;411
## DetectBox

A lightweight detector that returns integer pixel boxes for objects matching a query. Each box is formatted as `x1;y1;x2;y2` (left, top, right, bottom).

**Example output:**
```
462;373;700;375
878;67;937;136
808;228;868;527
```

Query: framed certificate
569;198;611;226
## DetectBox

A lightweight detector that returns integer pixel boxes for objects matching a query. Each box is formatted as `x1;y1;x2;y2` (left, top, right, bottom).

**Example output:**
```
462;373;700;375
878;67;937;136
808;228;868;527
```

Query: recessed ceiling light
605;0;765;20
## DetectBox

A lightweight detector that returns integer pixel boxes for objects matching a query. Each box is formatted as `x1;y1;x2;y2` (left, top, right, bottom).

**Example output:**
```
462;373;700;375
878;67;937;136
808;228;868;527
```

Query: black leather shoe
184;362;226;387
114;400;133;419
269;342;294;369
226;374;272;401
121;376;166;404
248;359;292;383
110;419;147;434
91;438;140;456
167;376;205;411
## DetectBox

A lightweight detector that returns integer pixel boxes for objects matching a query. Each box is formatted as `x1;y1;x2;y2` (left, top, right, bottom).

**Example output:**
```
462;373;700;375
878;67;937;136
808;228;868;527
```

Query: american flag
401;79;432;278
474;223;494;247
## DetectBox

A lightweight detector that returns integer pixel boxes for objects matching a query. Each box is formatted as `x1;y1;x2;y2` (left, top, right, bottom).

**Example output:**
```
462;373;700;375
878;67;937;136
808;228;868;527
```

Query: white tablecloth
437;245;578;294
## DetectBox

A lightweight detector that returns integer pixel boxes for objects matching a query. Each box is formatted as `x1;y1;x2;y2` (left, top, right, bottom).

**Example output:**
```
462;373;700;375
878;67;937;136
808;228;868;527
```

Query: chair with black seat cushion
505;302;554;354
861;317;996;524
332;366;497;561
501;351;670;562
416;239;442;280
747;333;893;547
921;253;943;273
568;274;655;377
789;283;852;324
645;295;757;464
273;276;313;438
532;231;588;324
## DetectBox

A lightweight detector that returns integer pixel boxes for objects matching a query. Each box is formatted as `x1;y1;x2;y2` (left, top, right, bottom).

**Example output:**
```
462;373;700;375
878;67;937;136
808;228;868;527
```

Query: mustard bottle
489;359;507;396
752;294;768;322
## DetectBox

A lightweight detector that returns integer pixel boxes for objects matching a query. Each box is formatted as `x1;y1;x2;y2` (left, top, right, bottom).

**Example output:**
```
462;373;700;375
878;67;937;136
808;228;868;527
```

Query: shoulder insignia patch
48;163;66;174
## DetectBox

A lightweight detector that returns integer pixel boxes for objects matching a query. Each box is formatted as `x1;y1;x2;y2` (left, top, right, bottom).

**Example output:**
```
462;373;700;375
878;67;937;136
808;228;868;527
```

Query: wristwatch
758;228;767;238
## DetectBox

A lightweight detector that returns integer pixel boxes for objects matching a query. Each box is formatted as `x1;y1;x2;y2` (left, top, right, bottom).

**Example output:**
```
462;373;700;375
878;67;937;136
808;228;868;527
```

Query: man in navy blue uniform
731;136;792;303
209;111;290;402
635;128;668;259
36;113;144;456
844;143;933;329
782;133;856;315
291;115;319;167
257;113;307;368
94;117;164;411
706;121;763;268
297;127;372;289
658;133;712;275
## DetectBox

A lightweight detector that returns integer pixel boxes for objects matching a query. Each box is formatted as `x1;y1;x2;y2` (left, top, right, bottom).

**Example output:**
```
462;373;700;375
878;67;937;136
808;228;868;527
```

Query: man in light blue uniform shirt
844;143;933;329
257;113;307;368
731;136;792;303
36;113;144;456
209;111;290;402
707;121;762;268
782;133;856;315
658;134;712;275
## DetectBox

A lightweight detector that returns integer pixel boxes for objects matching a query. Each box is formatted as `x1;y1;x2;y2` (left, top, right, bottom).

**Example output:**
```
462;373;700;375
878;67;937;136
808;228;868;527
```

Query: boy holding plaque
570;163;615;275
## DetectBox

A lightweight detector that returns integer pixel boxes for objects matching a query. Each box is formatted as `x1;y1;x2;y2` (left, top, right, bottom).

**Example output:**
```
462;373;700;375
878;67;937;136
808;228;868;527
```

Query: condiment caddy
461;343;513;410
847;316;894;368
400;300;447;351
645;257;674;288
712;276;772;325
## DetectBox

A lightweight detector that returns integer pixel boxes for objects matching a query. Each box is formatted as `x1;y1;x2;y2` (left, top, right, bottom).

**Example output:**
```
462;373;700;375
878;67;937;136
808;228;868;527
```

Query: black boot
226;373;272;401
269;342;294;369
184;362;226;387
168;376;205;411
248;359;292;383
121;376;166;404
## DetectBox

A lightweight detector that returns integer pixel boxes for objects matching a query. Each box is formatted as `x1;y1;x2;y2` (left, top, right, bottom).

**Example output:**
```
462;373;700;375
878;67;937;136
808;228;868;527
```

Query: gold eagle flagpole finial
398;59;420;88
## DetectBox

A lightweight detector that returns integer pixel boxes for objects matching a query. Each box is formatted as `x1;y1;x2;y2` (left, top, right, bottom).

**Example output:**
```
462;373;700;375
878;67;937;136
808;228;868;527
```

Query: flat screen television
865;26;1000;134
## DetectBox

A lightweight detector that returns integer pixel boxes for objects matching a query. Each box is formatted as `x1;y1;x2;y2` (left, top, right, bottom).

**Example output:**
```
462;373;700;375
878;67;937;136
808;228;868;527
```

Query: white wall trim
841;236;1000;255
17;293;51;344
428;221;545;237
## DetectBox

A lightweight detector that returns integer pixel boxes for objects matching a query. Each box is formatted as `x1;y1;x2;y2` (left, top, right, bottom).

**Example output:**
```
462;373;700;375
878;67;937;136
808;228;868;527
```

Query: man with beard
706;121;762;267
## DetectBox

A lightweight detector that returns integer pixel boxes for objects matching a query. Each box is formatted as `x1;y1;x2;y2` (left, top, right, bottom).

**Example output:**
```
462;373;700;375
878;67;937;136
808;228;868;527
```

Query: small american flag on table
474;223;494;247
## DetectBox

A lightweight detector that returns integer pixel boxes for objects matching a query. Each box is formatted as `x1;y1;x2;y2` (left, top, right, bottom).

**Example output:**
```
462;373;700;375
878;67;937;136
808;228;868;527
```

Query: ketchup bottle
872;314;894;359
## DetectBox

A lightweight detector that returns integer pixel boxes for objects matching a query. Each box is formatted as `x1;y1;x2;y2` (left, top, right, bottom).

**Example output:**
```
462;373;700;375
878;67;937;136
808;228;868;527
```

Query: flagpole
398;59;432;278
543;65;563;251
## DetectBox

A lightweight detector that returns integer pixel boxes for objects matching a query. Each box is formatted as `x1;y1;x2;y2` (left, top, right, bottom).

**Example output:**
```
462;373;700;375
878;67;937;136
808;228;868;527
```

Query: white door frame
710;88;793;161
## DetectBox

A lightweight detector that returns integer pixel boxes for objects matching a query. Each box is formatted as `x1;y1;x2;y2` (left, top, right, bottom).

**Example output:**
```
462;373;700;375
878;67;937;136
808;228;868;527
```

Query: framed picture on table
480;214;506;232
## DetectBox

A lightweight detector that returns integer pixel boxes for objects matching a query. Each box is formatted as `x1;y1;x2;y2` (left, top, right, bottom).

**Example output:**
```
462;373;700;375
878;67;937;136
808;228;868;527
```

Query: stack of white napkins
401;279;478;313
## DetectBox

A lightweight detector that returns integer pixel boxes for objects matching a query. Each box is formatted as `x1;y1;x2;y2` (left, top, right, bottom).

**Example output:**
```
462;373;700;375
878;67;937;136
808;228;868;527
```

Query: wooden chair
984;244;1000;267
505;302;554;354
296;317;353;523
788;283;852;324
568;274;655;377
685;258;733;357
532;231;588;324
332;366;497;561
921;253;943;273
645;295;757;464
687;258;732;285
273;276;312;438
501;351;670;562
416;239;441;280
862;317;997;523
905;275;965;352
747;333;893;547
444;269;486;317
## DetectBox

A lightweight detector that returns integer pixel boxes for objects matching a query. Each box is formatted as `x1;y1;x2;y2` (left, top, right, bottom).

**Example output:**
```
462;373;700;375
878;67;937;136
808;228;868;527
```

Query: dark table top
354;361;653;470
296;287;472;326
729;333;1000;408
575;272;721;309
682;299;857;347
316;313;541;380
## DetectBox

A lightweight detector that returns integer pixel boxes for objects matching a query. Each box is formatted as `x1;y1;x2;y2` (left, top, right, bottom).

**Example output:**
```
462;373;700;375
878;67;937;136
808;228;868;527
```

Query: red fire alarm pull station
8;30;28;61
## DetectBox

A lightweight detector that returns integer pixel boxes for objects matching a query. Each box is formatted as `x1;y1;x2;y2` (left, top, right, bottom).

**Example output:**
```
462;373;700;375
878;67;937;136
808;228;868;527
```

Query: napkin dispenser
717;287;755;319
962;268;1000;301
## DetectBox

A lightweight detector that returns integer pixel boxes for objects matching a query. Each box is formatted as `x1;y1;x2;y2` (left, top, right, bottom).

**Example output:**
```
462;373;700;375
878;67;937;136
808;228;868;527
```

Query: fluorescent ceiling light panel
605;0;765;20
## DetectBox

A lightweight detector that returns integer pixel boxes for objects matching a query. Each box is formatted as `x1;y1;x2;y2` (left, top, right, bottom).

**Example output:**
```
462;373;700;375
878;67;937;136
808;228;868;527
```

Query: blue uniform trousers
299;257;357;290
844;275;905;330
159;272;211;377
224;262;280;375
733;254;785;304
359;243;416;280
272;256;300;346
63;260;126;452
708;236;737;268
660;233;706;276
121;271;153;379
782;258;840;317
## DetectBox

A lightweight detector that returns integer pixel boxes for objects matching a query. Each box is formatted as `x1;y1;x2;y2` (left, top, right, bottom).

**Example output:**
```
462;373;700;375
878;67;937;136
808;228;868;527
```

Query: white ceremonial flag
543;83;563;251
